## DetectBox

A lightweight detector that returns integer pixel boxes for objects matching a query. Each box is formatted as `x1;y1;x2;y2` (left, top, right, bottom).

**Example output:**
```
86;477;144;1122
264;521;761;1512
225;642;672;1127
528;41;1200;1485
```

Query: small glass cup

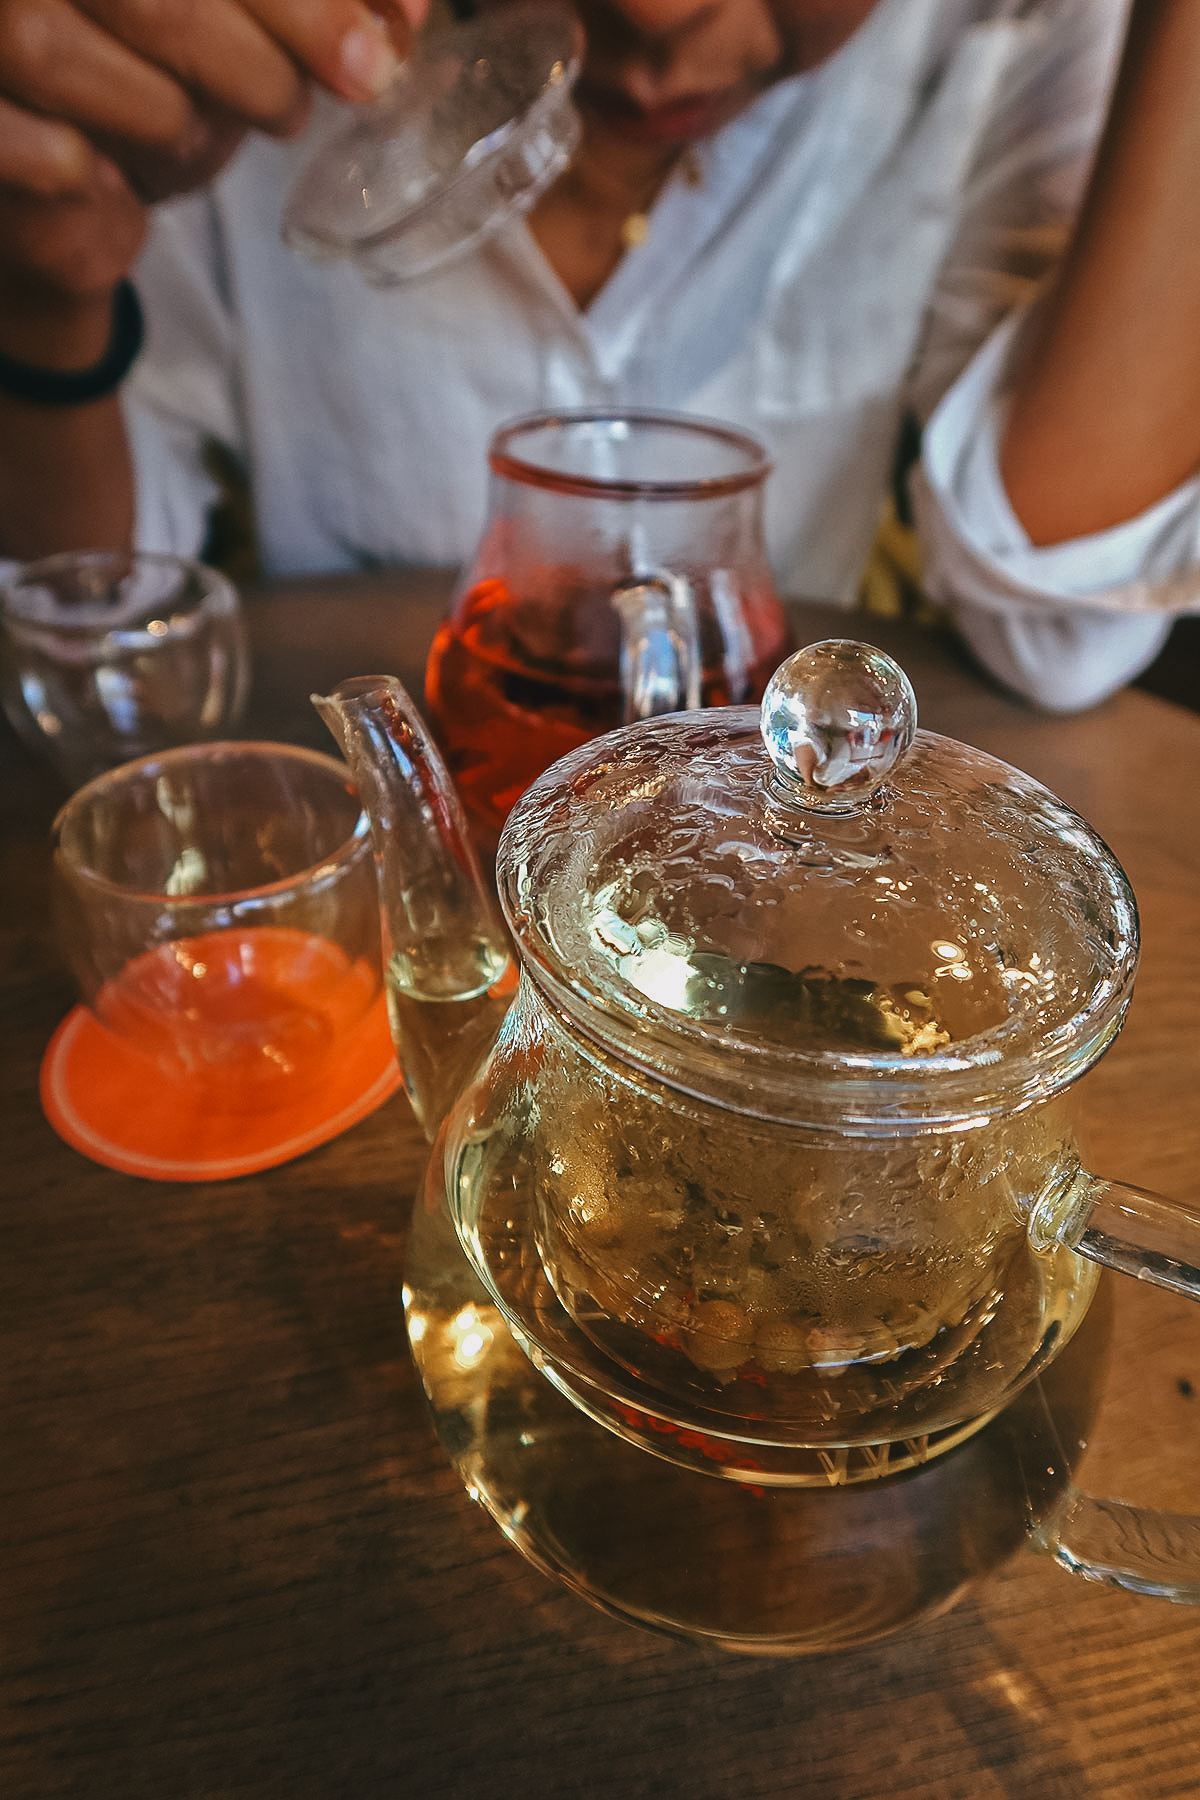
0;550;250;789
50;741;382;1114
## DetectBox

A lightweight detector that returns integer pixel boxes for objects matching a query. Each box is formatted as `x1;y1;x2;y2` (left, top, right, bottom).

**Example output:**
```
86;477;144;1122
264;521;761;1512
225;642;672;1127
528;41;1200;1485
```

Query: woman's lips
577;83;747;145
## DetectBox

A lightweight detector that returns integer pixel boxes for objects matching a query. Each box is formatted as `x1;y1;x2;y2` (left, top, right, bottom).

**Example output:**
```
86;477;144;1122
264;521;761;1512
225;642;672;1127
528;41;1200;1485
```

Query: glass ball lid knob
760;640;917;813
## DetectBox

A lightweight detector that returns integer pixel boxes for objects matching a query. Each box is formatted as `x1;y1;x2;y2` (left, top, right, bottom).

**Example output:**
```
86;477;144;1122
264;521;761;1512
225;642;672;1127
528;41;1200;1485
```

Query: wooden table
3;572;1199;1800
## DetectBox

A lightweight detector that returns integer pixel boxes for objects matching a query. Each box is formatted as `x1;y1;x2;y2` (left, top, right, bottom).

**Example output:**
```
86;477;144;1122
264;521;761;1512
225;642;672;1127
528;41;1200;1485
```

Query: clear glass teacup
50;741;382;1114
0;551;250;790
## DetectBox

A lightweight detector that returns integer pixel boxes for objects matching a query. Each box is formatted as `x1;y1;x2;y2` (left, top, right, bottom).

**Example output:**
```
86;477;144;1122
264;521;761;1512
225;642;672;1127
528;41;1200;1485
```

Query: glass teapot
316;640;1200;1650
423;409;793;860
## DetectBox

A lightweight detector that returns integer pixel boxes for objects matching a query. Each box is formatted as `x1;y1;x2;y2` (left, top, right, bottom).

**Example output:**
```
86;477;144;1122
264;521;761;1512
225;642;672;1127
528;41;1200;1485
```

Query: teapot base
404;1180;1111;1655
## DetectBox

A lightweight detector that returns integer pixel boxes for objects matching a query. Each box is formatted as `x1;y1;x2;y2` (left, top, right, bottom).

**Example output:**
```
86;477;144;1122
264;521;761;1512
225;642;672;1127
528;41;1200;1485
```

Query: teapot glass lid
498;642;1139;1131
282;2;582;285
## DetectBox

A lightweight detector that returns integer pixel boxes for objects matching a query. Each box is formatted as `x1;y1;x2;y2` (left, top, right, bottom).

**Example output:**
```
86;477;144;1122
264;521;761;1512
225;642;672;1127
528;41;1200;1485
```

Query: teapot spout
313;675;514;1142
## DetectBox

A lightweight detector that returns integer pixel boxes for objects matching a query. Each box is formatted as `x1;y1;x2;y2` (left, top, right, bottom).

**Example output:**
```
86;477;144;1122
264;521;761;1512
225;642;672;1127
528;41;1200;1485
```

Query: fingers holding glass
0;0;420;213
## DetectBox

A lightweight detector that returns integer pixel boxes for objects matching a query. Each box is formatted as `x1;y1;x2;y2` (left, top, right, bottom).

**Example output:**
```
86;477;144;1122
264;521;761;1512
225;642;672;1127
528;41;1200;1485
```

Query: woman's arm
0;0;420;559
1000;0;1200;545
0;160;146;557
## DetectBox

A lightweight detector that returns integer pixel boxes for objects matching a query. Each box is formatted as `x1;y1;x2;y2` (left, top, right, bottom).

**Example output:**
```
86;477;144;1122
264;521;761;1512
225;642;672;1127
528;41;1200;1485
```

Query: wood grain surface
2;573;1198;1800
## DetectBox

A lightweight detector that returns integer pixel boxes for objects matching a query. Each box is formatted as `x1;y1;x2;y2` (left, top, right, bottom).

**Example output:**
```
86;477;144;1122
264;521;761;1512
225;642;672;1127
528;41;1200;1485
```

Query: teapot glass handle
612;572;702;722
1031;1164;1200;1302
1027;1164;1200;1601
1033;1488;1200;1603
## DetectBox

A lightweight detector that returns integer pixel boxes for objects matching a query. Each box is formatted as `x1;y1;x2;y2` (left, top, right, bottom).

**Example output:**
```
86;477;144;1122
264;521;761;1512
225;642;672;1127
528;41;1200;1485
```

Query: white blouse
124;0;1200;711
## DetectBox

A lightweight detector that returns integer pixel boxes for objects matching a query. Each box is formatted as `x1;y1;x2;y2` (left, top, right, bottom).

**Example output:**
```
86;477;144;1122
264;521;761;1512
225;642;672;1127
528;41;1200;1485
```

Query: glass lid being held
498;641;1140;1131
282;2;582;285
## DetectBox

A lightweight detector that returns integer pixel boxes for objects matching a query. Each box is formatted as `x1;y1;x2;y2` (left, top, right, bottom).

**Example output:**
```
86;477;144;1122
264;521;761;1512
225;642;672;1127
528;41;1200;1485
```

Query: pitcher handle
612;572;702;722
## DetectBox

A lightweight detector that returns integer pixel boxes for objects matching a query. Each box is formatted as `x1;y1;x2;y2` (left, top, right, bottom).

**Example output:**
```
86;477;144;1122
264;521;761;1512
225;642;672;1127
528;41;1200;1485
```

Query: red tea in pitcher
425;569;790;857
425;410;791;857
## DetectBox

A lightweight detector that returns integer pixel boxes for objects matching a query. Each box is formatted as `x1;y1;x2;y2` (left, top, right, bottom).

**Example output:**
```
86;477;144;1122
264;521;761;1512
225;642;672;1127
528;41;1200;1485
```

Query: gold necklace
620;148;702;251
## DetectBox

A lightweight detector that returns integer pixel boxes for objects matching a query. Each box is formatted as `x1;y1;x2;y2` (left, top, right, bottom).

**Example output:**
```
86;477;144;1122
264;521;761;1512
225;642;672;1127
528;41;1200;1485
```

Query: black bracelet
0;280;144;407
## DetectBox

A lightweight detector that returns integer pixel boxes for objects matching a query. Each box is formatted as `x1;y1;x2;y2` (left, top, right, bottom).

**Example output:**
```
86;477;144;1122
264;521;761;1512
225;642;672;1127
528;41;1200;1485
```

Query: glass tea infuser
283;1;583;284
316;640;1200;1652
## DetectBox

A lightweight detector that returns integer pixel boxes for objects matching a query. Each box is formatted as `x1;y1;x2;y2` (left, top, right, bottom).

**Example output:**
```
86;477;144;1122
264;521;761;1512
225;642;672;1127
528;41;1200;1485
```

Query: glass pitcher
423;409;792;858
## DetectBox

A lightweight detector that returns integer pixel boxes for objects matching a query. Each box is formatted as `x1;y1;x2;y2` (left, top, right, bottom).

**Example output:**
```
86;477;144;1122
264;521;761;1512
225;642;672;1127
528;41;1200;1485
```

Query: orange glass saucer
40;994;403;1182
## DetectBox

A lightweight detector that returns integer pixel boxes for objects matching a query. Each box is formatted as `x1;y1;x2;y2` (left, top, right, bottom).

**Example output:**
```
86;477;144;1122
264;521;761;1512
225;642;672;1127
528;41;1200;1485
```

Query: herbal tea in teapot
448;979;1098;1467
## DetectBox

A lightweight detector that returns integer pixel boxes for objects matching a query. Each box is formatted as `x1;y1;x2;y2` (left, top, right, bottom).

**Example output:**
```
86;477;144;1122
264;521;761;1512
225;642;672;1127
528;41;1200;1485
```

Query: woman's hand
0;0;426;333
0;0;427;196
0;0;427;559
